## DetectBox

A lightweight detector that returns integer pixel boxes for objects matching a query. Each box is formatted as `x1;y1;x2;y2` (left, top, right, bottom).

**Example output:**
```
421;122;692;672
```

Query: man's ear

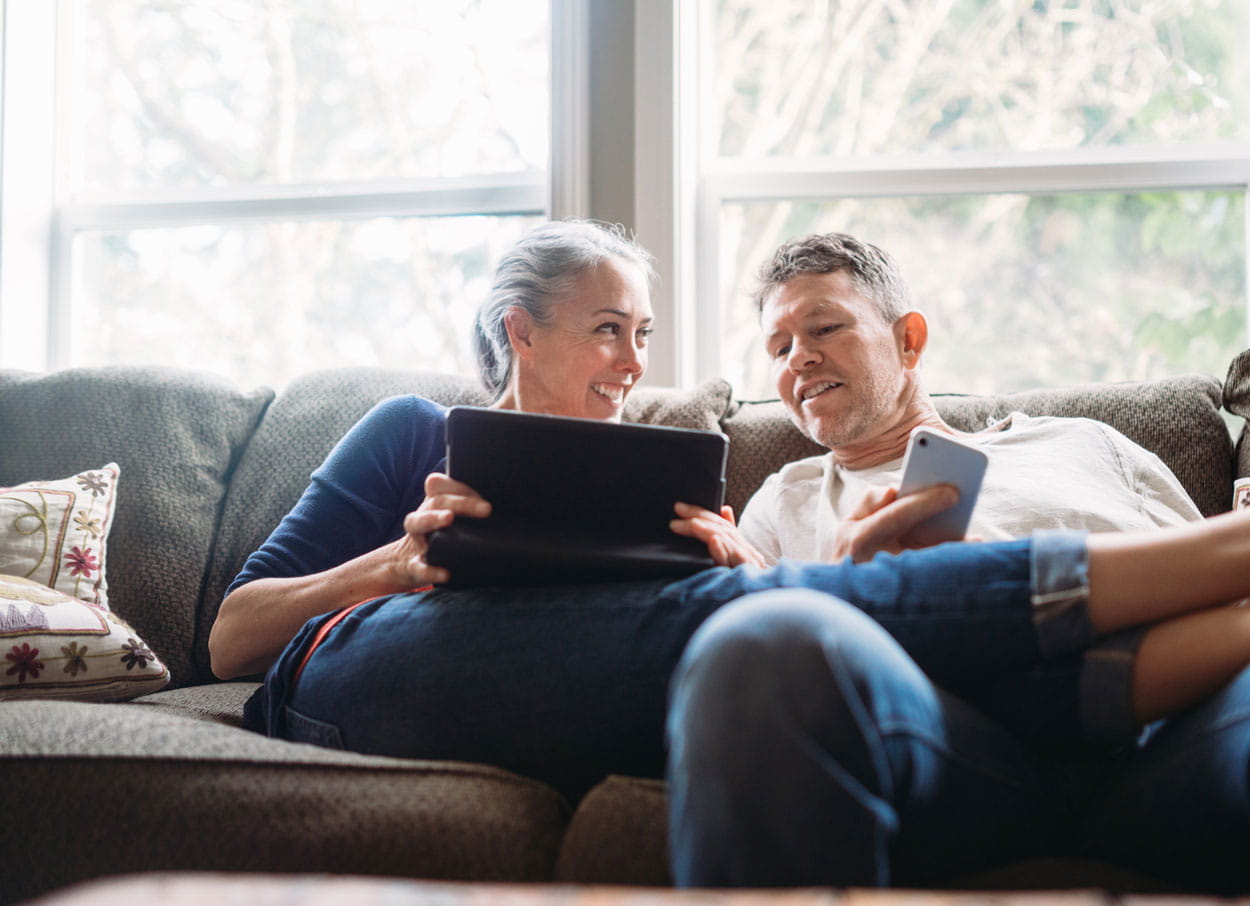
895;311;928;368
503;308;535;360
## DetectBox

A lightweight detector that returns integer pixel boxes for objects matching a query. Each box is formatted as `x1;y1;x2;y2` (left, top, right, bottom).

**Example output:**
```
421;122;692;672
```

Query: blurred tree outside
710;0;1249;398
67;0;548;389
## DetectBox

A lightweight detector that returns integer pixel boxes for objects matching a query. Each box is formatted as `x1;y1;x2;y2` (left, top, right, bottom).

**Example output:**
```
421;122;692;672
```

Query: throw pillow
0;573;169;701
0;464;119;610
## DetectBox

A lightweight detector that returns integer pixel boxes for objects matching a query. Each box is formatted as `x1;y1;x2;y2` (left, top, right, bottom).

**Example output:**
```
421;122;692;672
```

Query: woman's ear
503;308;535;360
895;311;928;368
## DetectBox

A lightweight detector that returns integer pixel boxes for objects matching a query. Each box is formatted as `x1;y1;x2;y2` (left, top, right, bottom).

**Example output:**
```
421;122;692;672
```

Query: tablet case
425;406;729;587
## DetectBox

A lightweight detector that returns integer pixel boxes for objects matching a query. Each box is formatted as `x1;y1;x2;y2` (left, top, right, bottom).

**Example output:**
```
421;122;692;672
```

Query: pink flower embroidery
65;546;99;577
6;643;44;682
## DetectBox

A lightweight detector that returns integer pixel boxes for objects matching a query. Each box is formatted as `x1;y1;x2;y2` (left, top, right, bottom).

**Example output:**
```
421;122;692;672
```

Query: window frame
4;0;1249;390
638;0;1250;389
0;0;590;375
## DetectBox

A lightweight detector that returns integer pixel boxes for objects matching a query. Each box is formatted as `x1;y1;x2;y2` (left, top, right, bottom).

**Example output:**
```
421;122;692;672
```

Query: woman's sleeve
226;396;447;594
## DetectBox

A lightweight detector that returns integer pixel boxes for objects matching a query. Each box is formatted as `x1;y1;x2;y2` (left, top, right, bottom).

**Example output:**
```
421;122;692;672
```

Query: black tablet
424;406;729;587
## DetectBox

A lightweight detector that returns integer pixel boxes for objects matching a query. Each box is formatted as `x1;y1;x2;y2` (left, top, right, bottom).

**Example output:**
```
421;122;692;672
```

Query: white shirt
740;413;1202;565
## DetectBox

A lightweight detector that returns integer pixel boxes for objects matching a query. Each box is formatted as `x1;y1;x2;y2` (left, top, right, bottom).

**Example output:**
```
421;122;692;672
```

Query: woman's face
514;257;654;422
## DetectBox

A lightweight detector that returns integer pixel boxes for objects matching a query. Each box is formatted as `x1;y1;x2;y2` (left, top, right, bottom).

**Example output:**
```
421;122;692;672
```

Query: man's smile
798;380;844;403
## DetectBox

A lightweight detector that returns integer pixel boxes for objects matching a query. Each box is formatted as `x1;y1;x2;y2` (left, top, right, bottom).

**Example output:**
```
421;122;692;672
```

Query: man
665;232;1250;893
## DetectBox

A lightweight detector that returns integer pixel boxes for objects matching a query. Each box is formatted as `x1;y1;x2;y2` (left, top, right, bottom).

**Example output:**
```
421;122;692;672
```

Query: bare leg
1086;508;1250;633
1082;509;1250;722
1132;605;1250;723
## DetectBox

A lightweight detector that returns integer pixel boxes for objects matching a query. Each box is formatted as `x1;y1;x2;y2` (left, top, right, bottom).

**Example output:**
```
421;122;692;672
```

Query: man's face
761;270;910;450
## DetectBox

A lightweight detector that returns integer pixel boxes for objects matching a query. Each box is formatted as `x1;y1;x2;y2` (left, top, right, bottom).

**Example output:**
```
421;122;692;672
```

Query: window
694;0;1250;398
4;0;557;389
5;1;1248;399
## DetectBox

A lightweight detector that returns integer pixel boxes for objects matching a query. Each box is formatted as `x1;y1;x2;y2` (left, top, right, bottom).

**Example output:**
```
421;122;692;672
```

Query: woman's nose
618;339;645;374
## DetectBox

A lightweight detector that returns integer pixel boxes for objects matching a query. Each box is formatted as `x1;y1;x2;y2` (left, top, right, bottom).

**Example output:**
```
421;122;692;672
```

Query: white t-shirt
740;413;1202;565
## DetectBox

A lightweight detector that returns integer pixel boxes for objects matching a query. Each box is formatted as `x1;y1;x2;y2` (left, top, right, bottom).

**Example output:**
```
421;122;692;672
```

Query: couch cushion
931;374;1231;518
0;574;169;702
1220;348;1250;483
0;688;571;905
0;464;120;610
722;373;1231;519
719;400;825;518
197;370;733;680
556;774;672;885
0;368;273;690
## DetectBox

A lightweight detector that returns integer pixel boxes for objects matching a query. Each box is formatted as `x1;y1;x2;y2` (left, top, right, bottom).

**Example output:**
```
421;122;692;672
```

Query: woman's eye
596;322;621;335
636;326;653;344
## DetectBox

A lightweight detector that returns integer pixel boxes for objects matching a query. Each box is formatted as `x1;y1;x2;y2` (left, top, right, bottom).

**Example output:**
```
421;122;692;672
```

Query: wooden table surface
21;873;1240;906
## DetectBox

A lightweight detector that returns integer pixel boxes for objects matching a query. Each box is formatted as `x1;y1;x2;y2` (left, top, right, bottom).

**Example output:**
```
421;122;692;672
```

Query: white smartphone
897;428;988;546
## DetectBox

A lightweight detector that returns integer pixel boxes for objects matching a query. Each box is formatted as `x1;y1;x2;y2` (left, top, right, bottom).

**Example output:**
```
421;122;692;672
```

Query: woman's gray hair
751;232;910;322
473;219;656;398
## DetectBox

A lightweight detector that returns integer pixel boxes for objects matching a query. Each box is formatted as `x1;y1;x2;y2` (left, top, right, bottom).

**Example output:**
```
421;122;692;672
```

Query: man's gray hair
751;232;910;322
473;219;656;398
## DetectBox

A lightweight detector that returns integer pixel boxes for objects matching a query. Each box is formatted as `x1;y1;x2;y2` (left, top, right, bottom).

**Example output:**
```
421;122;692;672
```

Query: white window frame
633;0;1250;389
9;1;1246;389
0;0;591;375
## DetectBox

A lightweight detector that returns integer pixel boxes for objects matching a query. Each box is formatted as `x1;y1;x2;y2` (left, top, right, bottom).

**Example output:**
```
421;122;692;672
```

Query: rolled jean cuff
1030;529;1094;658
1080;627;1148;744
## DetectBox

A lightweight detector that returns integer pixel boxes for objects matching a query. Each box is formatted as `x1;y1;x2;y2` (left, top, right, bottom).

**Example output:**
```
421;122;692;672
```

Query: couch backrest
0;367;273;689
932;373;1233;519
3;362;1236;691
722;371;1233;521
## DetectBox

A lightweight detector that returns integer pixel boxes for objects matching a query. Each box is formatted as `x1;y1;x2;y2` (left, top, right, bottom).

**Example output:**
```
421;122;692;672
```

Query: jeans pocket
284;705;346;750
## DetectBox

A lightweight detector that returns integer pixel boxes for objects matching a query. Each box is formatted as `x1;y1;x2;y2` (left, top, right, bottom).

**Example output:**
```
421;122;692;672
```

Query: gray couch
3;354;1249;904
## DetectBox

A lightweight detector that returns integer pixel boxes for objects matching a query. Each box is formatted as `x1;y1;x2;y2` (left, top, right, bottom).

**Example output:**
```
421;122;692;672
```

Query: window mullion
709;145;1250;202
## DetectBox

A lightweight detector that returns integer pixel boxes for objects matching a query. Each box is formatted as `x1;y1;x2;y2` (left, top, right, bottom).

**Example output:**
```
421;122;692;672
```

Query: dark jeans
248;535;1106;799
667;590;1250;893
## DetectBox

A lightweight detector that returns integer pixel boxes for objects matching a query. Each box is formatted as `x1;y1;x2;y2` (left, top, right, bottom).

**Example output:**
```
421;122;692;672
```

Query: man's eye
772;344;791;359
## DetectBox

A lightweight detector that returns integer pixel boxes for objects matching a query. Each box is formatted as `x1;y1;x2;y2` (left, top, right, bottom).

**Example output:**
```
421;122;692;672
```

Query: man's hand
396;472;491;586
833;484;961;563
671;503;768;568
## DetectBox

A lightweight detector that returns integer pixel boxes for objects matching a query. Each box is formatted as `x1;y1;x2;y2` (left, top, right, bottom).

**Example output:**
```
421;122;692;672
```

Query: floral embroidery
73;509;102;538
121;638;154;670
76;471;110;498
6;643;44;682
61;642;89;676
65;546;98;578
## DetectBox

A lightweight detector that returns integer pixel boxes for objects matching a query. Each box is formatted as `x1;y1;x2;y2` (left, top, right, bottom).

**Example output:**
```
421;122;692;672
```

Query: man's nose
787;340;820;372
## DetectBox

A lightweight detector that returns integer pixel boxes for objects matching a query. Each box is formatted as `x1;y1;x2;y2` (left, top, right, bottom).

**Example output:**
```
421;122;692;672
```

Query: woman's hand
670;502;768;568
397;472;492;586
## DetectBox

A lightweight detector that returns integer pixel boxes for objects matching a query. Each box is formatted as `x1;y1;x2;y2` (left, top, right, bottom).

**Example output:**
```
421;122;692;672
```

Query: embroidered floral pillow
0;464;118;610
0;574;169;701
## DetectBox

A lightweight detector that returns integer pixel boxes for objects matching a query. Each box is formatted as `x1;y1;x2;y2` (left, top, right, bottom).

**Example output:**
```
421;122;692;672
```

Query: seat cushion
556;774;672;885
0;683;570;905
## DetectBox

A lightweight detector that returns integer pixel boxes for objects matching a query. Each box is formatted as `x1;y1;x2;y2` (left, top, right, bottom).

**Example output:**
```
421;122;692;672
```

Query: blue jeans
667;590;1250;892
247;534;1103;801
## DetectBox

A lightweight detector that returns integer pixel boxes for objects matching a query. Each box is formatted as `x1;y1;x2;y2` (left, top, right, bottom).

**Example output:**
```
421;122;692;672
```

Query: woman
209;219;659;680
212;218;1250;804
